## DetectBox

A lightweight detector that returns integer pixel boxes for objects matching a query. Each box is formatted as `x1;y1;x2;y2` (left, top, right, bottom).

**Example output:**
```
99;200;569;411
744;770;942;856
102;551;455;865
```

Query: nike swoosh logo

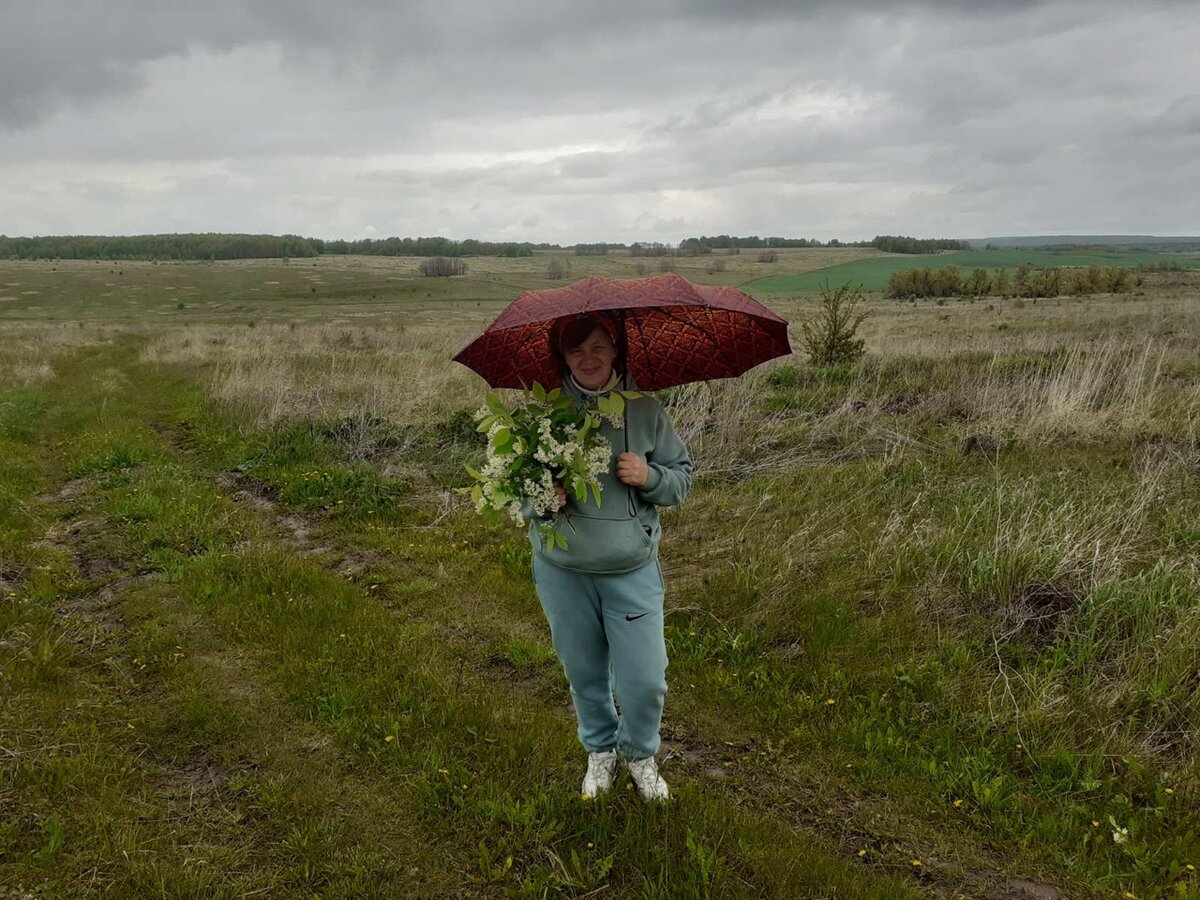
625;613;649;621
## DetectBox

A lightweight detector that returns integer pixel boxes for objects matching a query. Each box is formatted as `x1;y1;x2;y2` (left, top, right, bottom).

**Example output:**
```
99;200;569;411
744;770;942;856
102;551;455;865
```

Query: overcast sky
2;0;1197;243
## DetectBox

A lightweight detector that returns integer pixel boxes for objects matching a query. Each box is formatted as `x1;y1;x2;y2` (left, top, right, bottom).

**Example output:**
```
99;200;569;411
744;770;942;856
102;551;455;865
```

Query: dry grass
0;322;123;385
131;281;1200;474
143;323;482;425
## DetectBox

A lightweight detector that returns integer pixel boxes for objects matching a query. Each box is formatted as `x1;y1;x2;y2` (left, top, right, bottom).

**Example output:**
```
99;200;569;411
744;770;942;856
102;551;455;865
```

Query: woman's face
563;326;617;391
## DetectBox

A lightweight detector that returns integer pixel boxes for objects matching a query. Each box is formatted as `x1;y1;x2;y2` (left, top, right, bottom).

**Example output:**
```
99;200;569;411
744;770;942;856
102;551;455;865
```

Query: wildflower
911;859;922;868
385;735;395;742
1112;825;1129;844
1165;787;1175;796
857;849;867;857
826;698;836;705
1187;864;1195;873
953;799;963;808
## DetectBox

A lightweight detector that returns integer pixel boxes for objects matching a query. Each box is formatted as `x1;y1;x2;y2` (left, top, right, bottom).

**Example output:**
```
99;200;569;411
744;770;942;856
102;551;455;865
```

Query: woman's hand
615;452;650;487
553;481;568;510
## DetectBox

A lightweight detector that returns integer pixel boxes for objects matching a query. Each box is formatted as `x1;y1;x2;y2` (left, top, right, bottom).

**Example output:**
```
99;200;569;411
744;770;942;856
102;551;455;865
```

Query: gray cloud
1;0;1197;241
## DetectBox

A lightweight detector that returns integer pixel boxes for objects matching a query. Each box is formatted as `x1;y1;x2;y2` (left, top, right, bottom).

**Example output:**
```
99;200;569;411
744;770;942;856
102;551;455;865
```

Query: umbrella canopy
452;273;792;391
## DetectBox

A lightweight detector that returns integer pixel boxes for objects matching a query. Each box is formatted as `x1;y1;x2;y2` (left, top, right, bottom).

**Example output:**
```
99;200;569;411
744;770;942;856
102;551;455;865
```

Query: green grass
745;249;1200;292
3;258;1200;897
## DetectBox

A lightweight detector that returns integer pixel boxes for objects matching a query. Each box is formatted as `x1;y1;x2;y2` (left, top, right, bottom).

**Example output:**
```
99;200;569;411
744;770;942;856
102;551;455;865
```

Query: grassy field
2;254;1200;898
745;249;1200;293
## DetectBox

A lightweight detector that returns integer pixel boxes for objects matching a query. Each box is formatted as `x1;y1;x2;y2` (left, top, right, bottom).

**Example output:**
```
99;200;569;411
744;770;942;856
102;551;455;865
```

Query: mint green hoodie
525;373;692;575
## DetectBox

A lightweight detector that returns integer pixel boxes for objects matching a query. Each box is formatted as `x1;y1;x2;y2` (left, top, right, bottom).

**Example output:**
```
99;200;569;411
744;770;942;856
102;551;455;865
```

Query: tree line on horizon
0;232;968;261
0;233;550;261
677;235;969;254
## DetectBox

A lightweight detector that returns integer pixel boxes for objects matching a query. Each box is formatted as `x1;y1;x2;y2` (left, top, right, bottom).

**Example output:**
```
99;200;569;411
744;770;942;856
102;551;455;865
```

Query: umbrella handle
622;369;638;519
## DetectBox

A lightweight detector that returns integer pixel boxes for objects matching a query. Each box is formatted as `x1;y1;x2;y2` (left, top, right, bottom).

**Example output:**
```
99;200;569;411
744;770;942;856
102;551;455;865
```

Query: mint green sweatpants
532;555;668;761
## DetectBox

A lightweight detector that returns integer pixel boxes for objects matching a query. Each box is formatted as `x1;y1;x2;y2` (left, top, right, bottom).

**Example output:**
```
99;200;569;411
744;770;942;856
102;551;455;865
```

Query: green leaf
532;382;546;403
471;484;483;505
476;415;497;433
464;464;483;480
619;390;643;399
492;427;512;451
572;475;586;501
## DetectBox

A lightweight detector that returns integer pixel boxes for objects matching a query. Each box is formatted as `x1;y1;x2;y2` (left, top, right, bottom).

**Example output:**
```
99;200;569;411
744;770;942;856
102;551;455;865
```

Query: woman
524;312;692;801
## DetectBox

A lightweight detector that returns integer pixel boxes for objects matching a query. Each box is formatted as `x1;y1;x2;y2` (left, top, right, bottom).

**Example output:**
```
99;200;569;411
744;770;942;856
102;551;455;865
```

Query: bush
756;250;778;263
967;267;991;296
802;281;868;367
419;256;467;277
547;258;572;280
993;267;1011;296
705;258;726;275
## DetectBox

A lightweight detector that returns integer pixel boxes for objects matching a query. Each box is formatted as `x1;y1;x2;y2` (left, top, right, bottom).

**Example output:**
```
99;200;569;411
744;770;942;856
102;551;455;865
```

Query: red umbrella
451;272;792;390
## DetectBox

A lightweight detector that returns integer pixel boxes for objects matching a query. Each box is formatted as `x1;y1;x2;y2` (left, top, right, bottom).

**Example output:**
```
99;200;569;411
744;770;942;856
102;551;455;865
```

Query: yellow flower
911;859;922;868
1165;787;1175;796
385;735;395;742
953;799;963;808
826;698;837;705
1186;864;1195;872
857;849;867;858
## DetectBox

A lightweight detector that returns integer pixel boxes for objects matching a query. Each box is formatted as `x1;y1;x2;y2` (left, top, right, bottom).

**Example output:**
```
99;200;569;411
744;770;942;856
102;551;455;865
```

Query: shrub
801;281;868;367
705;258;726;275
419;256;467;277
547;258;572;280
1103;266;1131;293
967;267;991;296
756;250;778;263
993;267;1011;296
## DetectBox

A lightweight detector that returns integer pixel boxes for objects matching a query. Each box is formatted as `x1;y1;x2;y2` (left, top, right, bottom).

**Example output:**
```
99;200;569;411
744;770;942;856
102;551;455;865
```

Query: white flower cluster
598;410;624;430
469;401;613;530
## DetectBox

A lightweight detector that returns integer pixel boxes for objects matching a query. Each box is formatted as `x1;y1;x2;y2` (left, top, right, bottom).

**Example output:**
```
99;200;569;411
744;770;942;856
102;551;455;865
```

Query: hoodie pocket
541;513;653;573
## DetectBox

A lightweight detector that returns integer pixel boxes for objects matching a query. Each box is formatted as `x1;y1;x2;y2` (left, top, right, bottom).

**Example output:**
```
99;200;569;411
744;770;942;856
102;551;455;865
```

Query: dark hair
549;313;623;376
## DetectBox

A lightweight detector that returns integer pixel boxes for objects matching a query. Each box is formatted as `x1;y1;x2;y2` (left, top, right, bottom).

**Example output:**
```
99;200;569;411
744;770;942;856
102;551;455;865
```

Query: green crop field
3;254;1200;898
745;248;1200;293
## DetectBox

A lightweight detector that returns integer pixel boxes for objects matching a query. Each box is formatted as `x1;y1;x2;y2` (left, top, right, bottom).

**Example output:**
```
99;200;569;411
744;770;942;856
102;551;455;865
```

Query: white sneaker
581;749;619;798
625;756;669;801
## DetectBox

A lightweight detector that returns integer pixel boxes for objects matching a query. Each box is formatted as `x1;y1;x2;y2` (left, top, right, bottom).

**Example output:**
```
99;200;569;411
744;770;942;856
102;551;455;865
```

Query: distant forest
0;233;552;261
678;235;969;254
0;232;969;261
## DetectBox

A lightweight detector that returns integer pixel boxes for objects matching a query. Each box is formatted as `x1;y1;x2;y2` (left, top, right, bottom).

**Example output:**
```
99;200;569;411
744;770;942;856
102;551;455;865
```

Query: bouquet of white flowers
462;381;639;549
